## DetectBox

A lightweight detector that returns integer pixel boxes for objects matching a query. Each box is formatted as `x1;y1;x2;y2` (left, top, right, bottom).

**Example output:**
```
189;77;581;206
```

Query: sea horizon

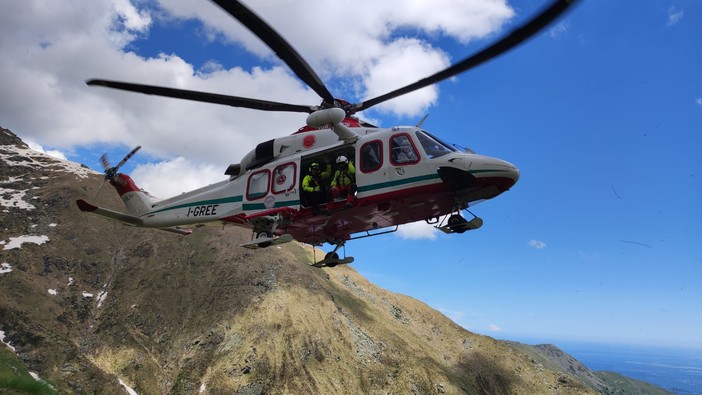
555;340;701;394
488;334;702;394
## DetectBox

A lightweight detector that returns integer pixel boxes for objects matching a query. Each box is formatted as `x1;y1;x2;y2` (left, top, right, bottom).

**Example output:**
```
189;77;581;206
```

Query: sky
1;0;700;350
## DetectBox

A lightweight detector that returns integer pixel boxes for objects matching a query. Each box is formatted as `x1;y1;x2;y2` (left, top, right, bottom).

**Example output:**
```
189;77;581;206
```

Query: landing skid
240;233;294;249
310;244;353;268
435;212;483;234
436;217;483;234
310;256;354;268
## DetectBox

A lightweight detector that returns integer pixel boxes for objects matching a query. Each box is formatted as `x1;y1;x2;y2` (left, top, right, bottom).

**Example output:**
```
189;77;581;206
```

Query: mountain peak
1;126;27;147
1;125;98;182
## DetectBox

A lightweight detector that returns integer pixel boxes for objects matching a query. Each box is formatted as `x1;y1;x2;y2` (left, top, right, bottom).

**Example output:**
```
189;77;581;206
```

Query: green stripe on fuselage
242;200;300;211
357;173;438;193
357;169;512;193
148;195;243;215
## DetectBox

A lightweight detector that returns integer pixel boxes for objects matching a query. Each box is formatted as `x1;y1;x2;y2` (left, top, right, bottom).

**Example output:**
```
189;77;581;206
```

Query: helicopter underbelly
282;174;511;245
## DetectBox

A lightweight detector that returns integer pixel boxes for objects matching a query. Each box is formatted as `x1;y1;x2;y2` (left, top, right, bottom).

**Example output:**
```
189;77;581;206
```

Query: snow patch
1;262;12;274
0;330;16;352
82;292;94;298
48;289;58;295
68;277;74;286
1;235;49;250
118;378;138;395
29;372;40;381
199;383;206;393
48;223;57;227
0;175;24;183
0;187;36;210
97;290;108;308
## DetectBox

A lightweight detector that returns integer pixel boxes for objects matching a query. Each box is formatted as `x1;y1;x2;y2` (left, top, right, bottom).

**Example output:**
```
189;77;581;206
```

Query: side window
390;133;420;165
360;140;383;173
272;163;296;194
247;169;270;200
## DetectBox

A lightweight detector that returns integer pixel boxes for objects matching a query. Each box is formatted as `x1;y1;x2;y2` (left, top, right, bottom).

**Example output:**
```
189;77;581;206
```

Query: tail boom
75;199;191;235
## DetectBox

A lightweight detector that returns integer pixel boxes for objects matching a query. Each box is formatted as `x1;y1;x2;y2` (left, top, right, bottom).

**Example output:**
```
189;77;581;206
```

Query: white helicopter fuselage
92;120;518;245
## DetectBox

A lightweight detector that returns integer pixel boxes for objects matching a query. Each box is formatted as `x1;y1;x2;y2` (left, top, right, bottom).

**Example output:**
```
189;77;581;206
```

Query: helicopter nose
497;159;520;185
478;157;520;192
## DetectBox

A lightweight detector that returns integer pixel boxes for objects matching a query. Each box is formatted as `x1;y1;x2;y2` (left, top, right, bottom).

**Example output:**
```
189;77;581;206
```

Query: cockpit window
415;130;457;159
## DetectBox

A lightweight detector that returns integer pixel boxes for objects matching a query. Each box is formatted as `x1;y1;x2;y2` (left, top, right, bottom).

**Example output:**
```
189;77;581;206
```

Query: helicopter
76;0;578;267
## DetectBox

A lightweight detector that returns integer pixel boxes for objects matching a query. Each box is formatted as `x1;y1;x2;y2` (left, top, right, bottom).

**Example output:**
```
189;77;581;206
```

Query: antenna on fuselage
416;114;429;128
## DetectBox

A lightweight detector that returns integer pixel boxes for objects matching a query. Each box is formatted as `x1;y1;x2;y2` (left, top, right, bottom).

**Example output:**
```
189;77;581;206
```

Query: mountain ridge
0;126;670;394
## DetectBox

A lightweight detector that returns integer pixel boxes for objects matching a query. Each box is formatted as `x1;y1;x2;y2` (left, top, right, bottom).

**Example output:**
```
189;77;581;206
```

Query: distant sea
557;342;702;395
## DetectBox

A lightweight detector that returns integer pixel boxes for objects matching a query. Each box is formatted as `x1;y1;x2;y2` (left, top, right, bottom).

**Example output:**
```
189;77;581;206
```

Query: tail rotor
95;146;141;195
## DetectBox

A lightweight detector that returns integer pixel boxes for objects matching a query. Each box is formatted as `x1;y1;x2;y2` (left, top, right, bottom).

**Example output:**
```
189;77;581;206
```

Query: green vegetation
0;347;57;394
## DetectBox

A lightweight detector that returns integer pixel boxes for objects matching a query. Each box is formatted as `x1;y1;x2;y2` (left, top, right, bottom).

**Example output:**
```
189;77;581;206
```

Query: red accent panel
111;174;141;196
303;134;315;148
76;199;97;212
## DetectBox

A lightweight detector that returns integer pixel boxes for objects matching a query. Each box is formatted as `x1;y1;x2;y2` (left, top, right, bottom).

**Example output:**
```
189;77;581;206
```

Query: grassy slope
0;347;57;394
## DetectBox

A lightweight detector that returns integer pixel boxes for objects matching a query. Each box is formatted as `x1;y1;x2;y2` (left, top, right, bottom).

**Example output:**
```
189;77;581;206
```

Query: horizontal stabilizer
157;227;193;236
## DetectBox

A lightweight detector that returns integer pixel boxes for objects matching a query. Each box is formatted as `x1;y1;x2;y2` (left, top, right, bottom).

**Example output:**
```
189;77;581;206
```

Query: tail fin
98;146;154;215
111;173;158;215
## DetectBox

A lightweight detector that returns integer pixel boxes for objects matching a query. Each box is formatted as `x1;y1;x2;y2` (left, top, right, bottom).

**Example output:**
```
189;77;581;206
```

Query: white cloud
25;140;67;160
696;98;702;106
488;324;502;332
396;221;438;240
362;38;449;117
549;21;569;38
113;0;152;32
130;157;224;198
667;7;684;26
528;239;546;249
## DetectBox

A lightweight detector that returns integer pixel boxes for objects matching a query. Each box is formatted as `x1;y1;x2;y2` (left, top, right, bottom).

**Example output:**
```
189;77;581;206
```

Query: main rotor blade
212;0;335;105
355;0;579;112
115;145;141;170
86;79;316;113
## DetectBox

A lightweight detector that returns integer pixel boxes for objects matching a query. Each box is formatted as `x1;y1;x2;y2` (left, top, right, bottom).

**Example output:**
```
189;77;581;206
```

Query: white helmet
336;155;348;164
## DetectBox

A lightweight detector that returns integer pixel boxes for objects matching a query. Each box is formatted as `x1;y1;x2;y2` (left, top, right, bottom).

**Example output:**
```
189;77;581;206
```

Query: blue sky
1;0;700;349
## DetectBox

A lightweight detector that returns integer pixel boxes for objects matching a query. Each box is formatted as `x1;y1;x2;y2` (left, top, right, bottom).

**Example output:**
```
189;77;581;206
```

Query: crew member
302;162;327;212
329;155;356;208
